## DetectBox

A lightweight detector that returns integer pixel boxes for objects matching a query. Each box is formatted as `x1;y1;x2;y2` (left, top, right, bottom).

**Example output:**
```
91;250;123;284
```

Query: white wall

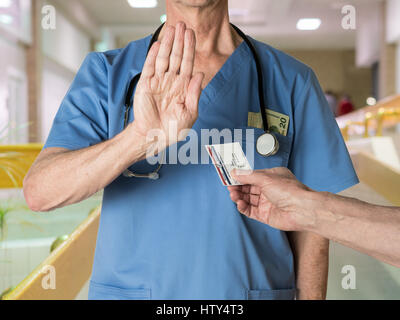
41;8;91;73
355;2;383;68
40;8;92;141
0;0;32;44
0;36;28;143
386;0;400;94
0;0;31;143
386;0;400;43
397;43;400;94
40;57;75;141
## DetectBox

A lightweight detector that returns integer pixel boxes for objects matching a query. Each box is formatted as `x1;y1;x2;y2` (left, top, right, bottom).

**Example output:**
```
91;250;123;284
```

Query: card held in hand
206;142;253;186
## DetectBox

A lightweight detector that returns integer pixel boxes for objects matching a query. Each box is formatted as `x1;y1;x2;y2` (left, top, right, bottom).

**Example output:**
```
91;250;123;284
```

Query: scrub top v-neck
44;35;359;300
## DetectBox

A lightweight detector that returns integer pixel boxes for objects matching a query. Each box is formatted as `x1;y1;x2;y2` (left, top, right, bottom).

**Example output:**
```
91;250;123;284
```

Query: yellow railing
2;207;101;300
337;95;400;204
0;143;100;300
340;108;400;140
337;94;400;141
0;144;43;188
351;151;400;206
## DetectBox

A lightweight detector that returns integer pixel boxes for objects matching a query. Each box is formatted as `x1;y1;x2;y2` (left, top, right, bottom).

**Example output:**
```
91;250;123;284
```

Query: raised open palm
133;22;204;150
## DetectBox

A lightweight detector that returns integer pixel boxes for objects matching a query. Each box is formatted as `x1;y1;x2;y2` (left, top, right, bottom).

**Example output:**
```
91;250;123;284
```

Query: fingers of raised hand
155;25;175;75
180;29;196;77
141;41;161;79
154;24;195;77
185;72;204;115
169;22;185;73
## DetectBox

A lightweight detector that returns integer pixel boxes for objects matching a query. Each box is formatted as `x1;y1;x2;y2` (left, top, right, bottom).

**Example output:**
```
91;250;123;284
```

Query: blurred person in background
337;94;355;116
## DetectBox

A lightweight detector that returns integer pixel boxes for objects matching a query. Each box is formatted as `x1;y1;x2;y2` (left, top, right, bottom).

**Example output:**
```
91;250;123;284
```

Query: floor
327;183;400;299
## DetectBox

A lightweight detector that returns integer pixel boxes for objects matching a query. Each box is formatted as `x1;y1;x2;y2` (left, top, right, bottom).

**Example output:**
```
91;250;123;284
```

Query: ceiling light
296;18;321;31
160;14;167;23
0;14;13;25
0;0;12;8
127;0;157;8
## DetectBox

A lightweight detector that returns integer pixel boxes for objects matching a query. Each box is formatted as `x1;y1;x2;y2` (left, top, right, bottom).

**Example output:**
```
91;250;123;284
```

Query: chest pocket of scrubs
238;126;291;170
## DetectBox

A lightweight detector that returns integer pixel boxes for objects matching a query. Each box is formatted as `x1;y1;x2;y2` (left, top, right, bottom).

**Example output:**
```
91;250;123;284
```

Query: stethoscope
123;23;279;180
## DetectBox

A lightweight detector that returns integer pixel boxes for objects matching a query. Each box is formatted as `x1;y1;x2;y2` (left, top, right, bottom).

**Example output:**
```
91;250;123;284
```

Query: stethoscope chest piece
256;132;279;157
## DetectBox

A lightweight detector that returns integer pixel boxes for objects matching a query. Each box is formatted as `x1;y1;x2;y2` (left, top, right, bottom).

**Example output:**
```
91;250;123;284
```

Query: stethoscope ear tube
230;24;269;134
230;24;279;158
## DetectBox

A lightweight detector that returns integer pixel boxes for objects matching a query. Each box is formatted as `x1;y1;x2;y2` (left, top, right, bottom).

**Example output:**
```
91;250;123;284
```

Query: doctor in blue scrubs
24;0;358;300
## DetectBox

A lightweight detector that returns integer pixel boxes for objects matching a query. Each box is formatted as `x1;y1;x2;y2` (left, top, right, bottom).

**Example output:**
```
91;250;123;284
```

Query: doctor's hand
131;22;205;151
228;168;317;232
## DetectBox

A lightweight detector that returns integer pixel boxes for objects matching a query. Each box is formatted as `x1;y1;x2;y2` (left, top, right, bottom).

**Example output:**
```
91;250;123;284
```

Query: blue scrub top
44;35;359;300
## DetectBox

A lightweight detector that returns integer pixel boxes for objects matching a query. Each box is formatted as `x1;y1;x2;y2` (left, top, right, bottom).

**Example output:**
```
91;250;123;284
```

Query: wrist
303;191;334;232
121;121;160;162
294;190;327;232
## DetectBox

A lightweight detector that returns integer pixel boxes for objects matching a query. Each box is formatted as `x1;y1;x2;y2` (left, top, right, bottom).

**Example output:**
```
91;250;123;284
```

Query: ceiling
71;0;383;50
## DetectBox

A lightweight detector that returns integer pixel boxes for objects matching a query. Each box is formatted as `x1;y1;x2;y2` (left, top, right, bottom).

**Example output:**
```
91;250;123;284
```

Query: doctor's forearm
23;123;155;212
305;192;400;268
288;231;329;300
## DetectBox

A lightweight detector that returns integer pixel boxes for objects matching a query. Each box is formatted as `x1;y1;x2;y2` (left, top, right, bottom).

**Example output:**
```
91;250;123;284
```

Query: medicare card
206;142;252;186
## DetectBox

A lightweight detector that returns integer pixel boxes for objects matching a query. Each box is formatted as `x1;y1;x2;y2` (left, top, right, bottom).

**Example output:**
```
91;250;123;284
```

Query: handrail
0;144;44;152
0;144;43;188
337;94;400;126
2;207;100;300
340;108;400;140
337;94;400;140
350;151;400;206
340;121;367;141
376;108;400;136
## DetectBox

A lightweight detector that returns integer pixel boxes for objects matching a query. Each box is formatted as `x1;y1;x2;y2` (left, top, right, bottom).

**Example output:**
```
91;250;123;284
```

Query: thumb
231;169;266;186
186;72;205;115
